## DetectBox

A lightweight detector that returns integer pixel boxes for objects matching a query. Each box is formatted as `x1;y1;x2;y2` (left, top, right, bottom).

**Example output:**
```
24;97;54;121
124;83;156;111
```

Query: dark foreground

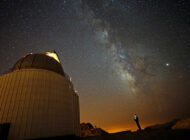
83;129;190;140
28;129;190;140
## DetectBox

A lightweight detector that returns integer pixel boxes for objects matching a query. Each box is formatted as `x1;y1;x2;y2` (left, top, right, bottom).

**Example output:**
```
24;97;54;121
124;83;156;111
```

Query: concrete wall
0;69;80;140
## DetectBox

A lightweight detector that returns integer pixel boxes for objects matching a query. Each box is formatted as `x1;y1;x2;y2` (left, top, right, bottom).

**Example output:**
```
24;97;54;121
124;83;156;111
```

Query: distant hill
145;119;180;130
172;118;190;130
145;118;190;130
80;123;108;137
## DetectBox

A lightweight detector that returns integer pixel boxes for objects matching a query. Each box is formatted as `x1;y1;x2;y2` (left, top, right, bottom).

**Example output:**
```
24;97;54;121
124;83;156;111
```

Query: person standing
134;114;141;131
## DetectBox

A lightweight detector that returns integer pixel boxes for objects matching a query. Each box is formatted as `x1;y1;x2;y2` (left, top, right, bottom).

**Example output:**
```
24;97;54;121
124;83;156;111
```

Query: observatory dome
0;50;80;139
12;51;65;76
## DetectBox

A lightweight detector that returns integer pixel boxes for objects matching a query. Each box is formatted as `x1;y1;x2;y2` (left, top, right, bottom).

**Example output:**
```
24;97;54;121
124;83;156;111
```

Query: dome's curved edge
12;53;65;76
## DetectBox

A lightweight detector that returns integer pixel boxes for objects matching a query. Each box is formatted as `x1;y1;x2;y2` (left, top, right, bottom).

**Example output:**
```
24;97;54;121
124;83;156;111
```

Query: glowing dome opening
45;50;60;63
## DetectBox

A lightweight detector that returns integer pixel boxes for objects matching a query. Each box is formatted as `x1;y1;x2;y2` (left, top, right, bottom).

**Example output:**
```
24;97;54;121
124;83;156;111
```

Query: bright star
165;63;170;67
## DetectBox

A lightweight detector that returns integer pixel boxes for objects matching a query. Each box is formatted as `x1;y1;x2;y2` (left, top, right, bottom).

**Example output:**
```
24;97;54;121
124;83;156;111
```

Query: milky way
82;0;190;95
0;0;190;131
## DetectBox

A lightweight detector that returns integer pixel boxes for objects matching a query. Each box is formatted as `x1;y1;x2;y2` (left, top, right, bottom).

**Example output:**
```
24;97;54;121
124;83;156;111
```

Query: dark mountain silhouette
172;118;190;130
80;123;108;137
145;119;180;130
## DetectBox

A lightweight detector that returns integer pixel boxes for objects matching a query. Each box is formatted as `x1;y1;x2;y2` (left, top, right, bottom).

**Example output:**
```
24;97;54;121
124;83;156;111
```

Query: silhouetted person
134;114;141;131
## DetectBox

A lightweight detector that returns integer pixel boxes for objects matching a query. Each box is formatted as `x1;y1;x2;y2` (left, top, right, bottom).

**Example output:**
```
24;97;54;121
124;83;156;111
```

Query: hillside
82;118;190;140
80;123;108;137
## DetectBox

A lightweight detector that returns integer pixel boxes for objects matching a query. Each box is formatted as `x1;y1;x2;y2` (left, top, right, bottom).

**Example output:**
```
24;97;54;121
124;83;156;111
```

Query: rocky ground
80;123;108;137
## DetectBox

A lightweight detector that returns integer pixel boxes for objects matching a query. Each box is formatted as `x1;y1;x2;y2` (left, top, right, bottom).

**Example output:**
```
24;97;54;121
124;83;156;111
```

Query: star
165;63;170;67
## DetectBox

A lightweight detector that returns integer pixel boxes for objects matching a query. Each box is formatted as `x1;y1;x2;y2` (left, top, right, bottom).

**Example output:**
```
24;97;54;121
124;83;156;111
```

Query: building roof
12;51;65;76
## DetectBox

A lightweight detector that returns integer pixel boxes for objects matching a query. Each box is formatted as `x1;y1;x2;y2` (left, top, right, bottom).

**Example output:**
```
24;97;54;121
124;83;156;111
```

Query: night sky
0;0;190;132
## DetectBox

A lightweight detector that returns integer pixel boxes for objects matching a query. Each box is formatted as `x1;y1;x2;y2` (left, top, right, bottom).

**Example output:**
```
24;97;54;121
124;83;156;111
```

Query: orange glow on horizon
104;124;138;133
106;127;129;133
103;121;167;133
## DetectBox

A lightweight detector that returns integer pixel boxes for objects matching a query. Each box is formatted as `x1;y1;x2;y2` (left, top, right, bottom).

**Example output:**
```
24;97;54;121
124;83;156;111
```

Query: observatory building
0;51;80;140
